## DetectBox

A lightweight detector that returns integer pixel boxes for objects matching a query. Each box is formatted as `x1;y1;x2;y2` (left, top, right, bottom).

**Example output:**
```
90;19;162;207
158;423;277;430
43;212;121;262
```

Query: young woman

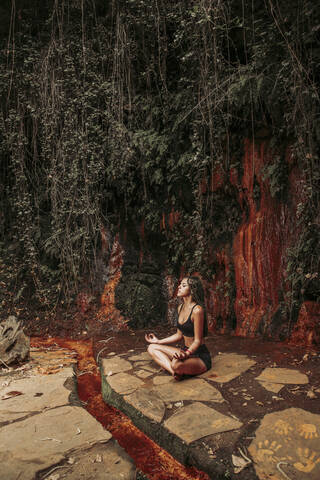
145;276;211;380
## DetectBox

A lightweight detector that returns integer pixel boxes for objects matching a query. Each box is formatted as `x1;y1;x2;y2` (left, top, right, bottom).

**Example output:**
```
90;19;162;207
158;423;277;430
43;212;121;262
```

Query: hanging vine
0;0;318;321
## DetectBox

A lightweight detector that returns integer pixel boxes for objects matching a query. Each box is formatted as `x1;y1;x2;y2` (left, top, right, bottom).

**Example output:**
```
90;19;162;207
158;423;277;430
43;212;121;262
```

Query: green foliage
0;0;319;311
261;149;288;200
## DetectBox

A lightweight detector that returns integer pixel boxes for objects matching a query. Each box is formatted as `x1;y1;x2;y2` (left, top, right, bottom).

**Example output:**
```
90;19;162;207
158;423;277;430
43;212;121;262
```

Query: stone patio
0;347;136;480
100;346;320;480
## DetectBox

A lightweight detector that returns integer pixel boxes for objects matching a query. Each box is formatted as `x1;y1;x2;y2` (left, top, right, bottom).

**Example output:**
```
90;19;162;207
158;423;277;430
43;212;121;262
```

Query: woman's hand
173;349;190;361
145;333;159;344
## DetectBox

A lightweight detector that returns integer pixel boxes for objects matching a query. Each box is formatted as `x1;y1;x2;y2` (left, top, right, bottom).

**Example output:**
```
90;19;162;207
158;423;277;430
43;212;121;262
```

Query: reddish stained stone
232;140;286;337
98;234;128;330
289;302;320;346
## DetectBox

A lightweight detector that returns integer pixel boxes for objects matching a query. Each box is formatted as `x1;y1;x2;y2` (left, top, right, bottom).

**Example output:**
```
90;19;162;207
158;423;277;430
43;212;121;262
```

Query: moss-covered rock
115;274;166;329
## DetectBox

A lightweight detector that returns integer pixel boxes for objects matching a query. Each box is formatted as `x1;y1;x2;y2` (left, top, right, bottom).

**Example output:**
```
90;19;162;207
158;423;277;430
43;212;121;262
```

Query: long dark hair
186;276;208;336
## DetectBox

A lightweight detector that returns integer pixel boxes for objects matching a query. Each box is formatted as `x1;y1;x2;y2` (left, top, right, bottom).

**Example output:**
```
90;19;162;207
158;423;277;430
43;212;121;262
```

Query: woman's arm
186;305;204;353
145;330;183;344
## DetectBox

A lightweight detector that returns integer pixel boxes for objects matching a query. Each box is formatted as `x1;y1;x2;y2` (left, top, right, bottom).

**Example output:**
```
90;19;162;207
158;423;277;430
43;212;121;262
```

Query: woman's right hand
145;333;159;344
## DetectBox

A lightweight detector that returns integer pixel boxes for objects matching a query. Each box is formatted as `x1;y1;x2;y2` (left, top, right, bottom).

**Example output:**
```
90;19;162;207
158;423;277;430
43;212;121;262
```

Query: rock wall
94;140;319;345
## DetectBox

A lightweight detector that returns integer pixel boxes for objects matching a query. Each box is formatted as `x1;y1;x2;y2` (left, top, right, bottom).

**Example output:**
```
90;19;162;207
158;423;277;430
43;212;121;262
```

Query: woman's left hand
173;349;190;360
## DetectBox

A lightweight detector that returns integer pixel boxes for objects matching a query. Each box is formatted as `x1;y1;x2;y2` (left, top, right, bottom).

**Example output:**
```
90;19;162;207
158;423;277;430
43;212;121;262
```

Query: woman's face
177;278;191;298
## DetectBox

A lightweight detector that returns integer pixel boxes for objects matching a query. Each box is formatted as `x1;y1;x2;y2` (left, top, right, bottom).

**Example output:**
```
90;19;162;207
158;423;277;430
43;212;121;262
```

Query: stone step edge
100;368;235;480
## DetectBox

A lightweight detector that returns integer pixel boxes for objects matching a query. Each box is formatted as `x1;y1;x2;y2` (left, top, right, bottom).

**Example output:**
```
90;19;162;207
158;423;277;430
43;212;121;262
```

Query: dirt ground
24;312;320;423
20;311;320;479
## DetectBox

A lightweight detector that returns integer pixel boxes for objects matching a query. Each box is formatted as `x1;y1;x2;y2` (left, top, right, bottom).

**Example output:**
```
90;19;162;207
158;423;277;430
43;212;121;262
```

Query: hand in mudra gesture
173;349;189;360
145;333;159;344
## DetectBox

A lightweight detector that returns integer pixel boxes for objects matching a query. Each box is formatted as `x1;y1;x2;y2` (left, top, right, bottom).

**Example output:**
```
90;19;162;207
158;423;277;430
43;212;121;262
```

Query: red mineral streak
30;337;209;480
232;140;286;337
98;234;128;330
289;301;320;346
160;209;180;231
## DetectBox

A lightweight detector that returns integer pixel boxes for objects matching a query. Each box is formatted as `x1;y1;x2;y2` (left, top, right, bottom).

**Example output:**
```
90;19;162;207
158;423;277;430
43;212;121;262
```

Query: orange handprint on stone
256;440;282;463
294;447;320;473
273;420;293;436
298;423;319;440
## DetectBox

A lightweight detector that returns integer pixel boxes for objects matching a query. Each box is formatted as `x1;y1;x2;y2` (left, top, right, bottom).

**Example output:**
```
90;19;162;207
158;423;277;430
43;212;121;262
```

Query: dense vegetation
0;0;319;322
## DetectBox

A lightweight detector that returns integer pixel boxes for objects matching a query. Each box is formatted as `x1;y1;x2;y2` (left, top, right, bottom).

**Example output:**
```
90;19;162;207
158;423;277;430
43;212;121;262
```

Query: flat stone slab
0;405;111;480
134;360;154;368
128;352;151;362
256;367;309;385
0;368;74;423
153;378;224;403
101;357;132;375
135;369;153;379
139;364;159;373
201;353;256;383
249;408;320;480
153;375;173;385
124;388;166;423
108;372;145;395
39;442;136;480
164;402;243;444
257;381;284;393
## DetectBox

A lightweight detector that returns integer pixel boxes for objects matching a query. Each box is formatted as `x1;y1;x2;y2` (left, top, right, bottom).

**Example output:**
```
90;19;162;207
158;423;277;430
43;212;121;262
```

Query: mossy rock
115;275;166;329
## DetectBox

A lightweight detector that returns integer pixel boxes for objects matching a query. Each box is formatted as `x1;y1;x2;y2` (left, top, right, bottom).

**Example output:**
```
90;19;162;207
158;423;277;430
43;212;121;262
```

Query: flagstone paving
256;367;309;394
100;345;320;480
0;347;137;480
164;402;243;444
200;352;256;383
2;337;320;480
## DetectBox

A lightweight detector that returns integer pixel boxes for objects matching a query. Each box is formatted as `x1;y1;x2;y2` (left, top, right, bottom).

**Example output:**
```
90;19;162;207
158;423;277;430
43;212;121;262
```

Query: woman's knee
147;343;159;356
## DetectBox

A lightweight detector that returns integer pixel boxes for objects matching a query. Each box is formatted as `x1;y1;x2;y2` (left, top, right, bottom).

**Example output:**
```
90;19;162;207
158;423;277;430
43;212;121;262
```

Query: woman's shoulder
192;304;204;315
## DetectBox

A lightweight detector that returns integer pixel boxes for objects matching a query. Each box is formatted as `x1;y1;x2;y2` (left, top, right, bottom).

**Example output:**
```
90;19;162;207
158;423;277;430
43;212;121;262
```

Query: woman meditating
145;276;211;380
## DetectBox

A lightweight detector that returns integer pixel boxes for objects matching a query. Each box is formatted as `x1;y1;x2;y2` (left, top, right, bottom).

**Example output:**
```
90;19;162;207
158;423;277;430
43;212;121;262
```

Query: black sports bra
177;304;208;337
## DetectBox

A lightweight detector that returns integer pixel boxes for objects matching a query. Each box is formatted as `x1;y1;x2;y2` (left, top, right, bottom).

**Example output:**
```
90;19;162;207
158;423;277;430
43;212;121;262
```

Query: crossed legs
147;344;207;378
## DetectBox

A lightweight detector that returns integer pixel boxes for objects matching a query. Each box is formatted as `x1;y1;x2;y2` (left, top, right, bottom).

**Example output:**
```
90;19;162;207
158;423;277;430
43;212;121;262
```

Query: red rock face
98;234;128;330
289;301;320;346
203;140;318;344
95;141;318;345
232;140;285;337
204;140;319;344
